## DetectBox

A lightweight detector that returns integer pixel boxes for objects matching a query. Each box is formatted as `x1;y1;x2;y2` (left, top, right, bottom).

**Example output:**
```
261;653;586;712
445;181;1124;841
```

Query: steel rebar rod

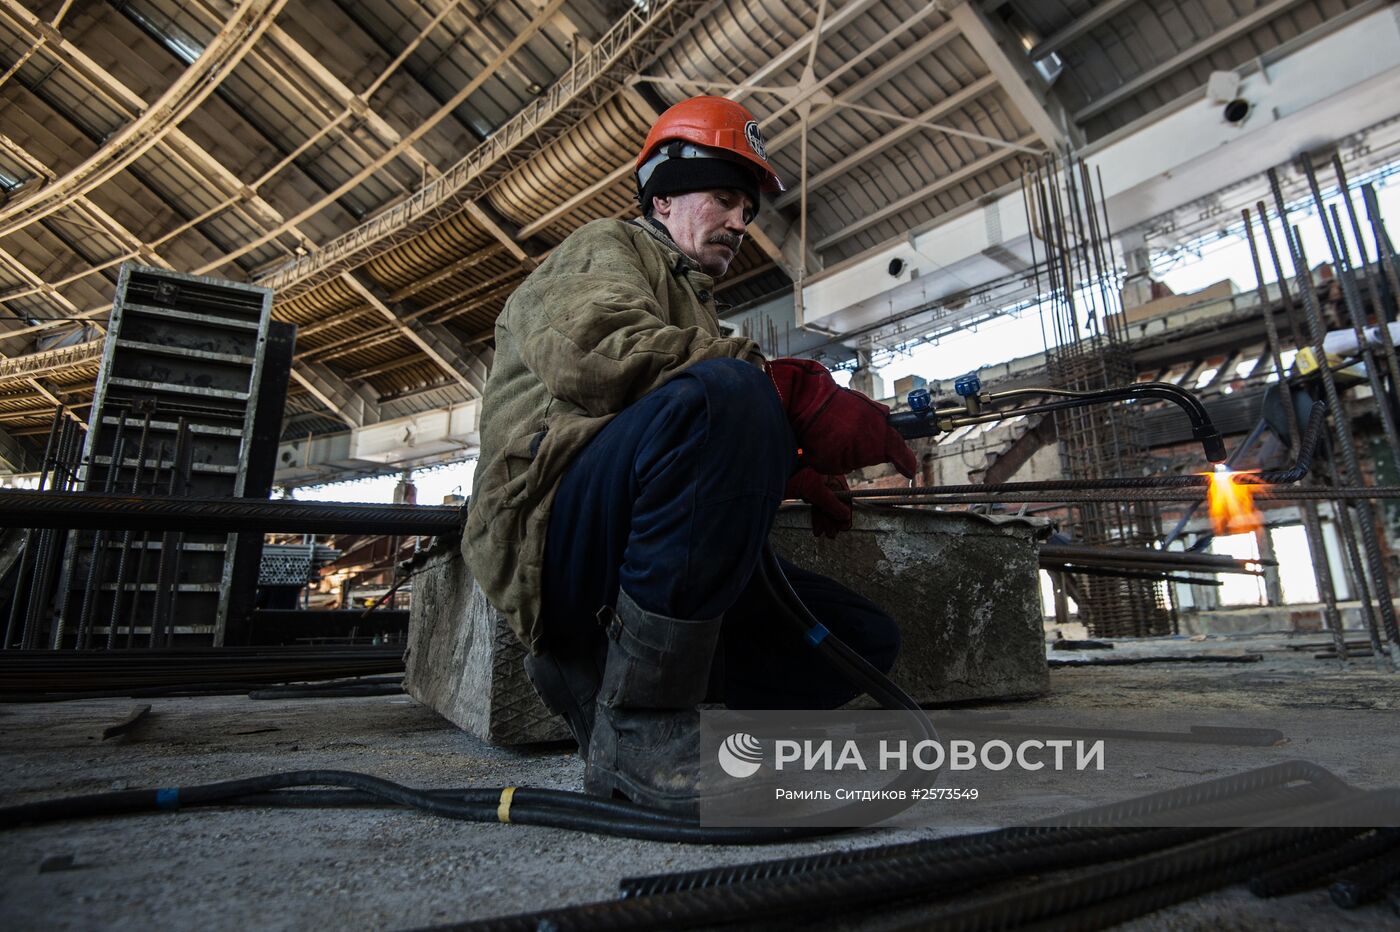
1362;184;1400;327
152;419;190;649
0;490;463;537
16;415;65;650
1039;544;1264;569
1272;167;1400;647
4;408;62;650
4;411;61;649
1329;841;1400;908
47;413;89;650
77;416;127;650
24;419;78;650
1328;201;1400;452
1298;231;1393;654
129;442;165;649
1249;828;1400;898
1257;195;1384;660
108;412;152;650
1332;158;1400;405
1303;159;1400;455
1243;206;1350;659
843;486;1400;506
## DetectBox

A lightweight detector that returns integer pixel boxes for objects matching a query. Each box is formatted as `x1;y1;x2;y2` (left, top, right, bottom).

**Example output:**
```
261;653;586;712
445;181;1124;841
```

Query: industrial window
1270;525;1320;605
1211;532;1266;607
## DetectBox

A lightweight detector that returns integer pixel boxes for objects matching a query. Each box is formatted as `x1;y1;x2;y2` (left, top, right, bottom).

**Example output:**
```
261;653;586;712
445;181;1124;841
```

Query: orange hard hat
635;96;784;195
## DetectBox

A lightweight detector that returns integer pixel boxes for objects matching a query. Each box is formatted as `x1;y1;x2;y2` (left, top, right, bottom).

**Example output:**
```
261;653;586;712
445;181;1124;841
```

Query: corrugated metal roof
0;0;1383;471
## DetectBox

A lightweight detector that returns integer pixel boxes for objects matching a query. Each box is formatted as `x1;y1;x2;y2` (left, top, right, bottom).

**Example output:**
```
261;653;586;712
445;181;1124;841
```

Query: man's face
650;188;755;277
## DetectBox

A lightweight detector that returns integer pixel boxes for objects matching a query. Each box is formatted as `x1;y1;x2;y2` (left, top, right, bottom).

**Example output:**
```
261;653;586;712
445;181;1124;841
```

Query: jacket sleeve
513;224;764;417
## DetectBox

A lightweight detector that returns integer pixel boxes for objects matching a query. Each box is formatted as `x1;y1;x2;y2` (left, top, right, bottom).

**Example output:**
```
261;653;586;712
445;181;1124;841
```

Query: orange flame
1206;466;1263;536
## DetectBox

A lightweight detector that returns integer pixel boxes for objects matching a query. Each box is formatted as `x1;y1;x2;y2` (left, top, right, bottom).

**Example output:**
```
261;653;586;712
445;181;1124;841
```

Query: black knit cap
639;151;762;217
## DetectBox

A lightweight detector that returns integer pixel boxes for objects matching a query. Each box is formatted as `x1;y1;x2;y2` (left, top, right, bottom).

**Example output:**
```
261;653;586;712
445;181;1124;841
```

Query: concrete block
769;507;1050;705
404;542;569;746
892;374;928;401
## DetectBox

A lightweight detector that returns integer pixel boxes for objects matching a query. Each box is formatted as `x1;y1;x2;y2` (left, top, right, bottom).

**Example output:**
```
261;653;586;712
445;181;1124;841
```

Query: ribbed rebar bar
1243;205;1351;660
1249;828;1400;897
0;490;463;536
438;828;1212;932
1330;842;1400;908
1272;167;1400;646
1256;193;1388;660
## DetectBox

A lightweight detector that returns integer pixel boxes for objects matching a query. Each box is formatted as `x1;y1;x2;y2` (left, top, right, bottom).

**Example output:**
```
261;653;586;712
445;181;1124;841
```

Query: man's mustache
709;233;742;250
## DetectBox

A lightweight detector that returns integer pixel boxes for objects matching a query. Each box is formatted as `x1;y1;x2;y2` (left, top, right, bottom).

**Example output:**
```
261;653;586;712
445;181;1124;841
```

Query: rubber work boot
523;642;605;755
584;590;723;816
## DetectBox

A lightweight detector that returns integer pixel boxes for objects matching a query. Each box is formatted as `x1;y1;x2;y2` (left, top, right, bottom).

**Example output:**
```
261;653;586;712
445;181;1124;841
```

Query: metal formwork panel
59;265;273;648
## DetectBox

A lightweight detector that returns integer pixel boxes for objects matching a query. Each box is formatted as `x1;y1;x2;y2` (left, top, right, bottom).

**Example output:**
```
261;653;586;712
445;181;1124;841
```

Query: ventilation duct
486;91;654;242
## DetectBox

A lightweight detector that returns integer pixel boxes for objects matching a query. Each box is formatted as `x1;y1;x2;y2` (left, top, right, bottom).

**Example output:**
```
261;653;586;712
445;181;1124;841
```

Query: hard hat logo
744;121;768;161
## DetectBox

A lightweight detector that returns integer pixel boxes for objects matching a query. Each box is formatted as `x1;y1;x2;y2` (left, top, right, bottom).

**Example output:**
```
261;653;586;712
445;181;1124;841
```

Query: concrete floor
3;633;1399;930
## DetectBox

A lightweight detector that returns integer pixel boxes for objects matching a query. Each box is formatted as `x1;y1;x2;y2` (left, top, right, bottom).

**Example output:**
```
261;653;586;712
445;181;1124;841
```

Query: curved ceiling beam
0;0;289;238
7;0;474;307
200;0;570;277
256;0;716;300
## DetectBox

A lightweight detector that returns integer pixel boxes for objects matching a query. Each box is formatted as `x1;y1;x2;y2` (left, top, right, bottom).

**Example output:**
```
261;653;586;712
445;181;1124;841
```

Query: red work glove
786;468;852;538
768;358;918;479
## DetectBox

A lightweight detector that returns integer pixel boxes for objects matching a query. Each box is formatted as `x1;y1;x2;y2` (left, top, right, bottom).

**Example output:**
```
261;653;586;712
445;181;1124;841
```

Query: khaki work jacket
463;217;764;652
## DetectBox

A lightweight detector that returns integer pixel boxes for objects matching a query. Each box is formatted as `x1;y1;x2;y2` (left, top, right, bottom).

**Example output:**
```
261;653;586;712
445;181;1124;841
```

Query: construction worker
463;96;917;813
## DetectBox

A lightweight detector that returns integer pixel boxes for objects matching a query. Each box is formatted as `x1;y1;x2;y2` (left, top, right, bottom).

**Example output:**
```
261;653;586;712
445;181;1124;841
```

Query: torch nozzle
1197;429;1228;465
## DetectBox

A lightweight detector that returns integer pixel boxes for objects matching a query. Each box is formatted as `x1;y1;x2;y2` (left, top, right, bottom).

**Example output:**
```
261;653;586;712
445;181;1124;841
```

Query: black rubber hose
225;786;689;823
878;400;1326;498
0;770;821;845
228;784;808;837
0;555;934;845
889;381;1227;462
754;546;942;827
759;546;928;716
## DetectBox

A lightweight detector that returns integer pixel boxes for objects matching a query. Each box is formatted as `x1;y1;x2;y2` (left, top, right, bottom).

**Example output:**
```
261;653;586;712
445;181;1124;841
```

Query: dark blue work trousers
540;358;899;710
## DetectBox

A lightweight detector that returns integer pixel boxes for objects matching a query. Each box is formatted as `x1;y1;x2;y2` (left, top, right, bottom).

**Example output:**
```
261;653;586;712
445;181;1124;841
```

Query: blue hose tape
805;624;830;647
155;788;180;810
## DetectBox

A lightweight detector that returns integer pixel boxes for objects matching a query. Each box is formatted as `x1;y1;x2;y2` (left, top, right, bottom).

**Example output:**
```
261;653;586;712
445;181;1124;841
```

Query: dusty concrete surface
772;507;1051;704
3;635;1399;930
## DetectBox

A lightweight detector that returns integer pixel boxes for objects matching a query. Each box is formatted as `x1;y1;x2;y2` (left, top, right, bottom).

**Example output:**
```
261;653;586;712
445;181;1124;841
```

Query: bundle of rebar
442;765;1400;930
0;646;405;698
1039;543;1265;579
1233;158;1400;664
1022;156;1170;638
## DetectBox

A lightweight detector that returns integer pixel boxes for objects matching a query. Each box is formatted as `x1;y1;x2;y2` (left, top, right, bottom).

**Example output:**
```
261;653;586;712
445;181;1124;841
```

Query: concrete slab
771;506;1051;705
403;542;567;746
409;507;1050;748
